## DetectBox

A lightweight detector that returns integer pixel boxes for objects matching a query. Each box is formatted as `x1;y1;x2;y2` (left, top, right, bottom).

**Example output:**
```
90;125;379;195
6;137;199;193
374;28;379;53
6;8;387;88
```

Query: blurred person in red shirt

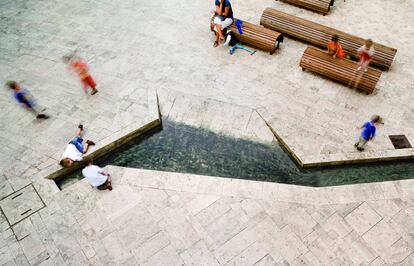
63;54;98;95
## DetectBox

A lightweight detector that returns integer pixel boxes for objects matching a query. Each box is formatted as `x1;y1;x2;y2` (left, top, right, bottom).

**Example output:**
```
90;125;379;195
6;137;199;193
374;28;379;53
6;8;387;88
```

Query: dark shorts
97;178;112;190
69;136;84;153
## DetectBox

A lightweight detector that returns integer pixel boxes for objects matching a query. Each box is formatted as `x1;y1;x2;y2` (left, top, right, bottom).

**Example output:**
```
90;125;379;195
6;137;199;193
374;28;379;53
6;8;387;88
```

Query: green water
57;120;414;189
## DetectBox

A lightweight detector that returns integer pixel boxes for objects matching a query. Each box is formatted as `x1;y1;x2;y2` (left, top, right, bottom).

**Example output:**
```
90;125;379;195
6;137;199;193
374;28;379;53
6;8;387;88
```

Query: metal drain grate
0;184;45;226
389;135;412;149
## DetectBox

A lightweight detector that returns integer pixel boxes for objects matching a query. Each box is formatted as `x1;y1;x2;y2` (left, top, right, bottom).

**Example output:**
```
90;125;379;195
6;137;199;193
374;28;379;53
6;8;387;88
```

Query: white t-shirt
61;144;83;161
358;44;375;57
82;165;107;187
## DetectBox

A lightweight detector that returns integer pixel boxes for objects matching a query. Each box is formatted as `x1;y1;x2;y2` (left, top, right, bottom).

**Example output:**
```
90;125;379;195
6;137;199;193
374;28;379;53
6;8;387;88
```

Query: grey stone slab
225;241;268;266
12;218;34;241
0;184;45;226
18;231;47;261
344;202;382;236
133;231;170;264
141;244;184;266
180;240;219;266
381;238;413;264
363;220;401;254
213;213;267;264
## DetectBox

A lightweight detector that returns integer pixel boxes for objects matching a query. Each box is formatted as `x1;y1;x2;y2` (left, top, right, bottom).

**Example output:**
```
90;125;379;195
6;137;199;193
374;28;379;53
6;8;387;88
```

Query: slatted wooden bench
261;8;397;70
229;19;284;54
278;0;334;15
300;47;382;94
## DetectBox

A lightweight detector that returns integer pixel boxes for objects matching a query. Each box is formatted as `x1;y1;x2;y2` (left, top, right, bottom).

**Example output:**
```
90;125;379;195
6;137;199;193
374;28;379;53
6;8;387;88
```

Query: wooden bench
278;0;334;15
300;46;382;94
261;8;397;70
229;19;284;54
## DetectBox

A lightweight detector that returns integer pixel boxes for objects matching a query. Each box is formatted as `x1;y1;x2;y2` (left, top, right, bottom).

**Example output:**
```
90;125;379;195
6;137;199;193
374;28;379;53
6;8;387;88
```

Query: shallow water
57;120;414;189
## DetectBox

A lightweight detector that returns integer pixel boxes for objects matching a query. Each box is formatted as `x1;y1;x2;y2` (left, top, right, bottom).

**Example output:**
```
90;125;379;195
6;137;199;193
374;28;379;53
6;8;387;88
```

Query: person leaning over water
212;0;234;47
82;159;113;191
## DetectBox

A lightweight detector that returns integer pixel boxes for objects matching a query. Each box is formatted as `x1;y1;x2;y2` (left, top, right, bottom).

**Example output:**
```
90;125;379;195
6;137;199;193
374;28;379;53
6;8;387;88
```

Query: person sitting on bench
327;34;344;59
212;0;234;47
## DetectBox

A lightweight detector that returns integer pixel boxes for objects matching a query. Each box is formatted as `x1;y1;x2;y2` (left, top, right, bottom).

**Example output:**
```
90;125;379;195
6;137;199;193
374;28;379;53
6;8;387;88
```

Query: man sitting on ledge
212;0;234;47
60;124;95;168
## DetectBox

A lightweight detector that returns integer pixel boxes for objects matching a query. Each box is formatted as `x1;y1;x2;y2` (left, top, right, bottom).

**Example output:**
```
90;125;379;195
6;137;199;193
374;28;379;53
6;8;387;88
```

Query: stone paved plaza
1;0;414;265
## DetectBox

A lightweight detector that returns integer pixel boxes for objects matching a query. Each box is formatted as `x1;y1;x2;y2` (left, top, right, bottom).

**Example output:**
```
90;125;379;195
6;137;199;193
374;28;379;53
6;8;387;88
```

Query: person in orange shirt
327;35;344;59
63;55;98;95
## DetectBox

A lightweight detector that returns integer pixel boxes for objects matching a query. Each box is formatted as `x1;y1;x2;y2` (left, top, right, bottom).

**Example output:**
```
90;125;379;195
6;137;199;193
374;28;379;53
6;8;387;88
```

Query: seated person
212;0;234;47
60;124;95;168
82;160;112;191
327;34;344;59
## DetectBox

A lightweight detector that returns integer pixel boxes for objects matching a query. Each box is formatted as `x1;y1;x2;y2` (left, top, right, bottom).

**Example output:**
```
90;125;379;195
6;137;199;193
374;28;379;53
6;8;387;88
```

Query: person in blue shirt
6;81;49;119
354;115;381;151
212;0;234;47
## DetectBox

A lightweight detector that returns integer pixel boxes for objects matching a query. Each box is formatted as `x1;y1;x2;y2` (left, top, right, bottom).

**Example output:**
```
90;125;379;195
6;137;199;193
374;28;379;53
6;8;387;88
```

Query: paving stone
363;220;401;254
0;184;45;226
18;231;46;261
141;244;184;266
345;202;382;236
180;240;219;266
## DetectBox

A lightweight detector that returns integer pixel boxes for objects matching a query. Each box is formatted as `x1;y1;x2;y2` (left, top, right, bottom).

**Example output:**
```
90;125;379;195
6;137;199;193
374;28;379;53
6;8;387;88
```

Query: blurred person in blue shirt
354;115;382;151
6;81;49;119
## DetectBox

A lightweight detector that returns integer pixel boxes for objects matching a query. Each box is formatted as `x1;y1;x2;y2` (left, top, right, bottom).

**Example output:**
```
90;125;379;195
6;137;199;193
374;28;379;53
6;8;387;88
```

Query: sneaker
36;114;49;119
223;34;231;46
78;124;84;130
86;140;95;146
357;66;362;71
91;89;98;95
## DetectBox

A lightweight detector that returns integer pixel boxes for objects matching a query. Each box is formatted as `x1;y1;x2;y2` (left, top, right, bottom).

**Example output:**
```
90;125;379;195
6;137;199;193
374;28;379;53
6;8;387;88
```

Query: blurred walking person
354;115;381;151
349;39;375;89
6;81;49;119
63;54;99;95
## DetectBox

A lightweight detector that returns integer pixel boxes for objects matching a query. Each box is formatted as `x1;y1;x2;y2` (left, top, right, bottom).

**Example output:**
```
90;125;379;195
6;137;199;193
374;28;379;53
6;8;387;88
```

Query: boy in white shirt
60;125;95;168
82;160;112;191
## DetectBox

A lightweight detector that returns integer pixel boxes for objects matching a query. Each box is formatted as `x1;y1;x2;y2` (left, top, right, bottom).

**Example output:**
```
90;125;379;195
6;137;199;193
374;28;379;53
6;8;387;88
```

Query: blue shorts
69;136;84;153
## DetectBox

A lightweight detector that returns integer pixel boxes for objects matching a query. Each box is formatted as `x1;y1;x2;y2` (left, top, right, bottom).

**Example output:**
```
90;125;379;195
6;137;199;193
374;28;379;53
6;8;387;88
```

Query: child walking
357;39;375;72
63;55;98;95
349;39;375;89
354;115;381;151
6;81;49;119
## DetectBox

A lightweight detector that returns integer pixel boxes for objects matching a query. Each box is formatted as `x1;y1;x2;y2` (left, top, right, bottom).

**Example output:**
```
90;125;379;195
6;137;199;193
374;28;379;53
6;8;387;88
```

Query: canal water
56;120;414;189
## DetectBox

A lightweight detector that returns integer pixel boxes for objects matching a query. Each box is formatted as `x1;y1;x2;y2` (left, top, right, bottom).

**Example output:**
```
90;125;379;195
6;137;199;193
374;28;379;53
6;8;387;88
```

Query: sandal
213;41;219;47
86;140;95;146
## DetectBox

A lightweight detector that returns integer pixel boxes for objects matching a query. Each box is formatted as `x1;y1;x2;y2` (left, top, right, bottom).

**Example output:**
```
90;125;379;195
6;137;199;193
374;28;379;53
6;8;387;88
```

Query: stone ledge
110;166;414;205
256;110;414;168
